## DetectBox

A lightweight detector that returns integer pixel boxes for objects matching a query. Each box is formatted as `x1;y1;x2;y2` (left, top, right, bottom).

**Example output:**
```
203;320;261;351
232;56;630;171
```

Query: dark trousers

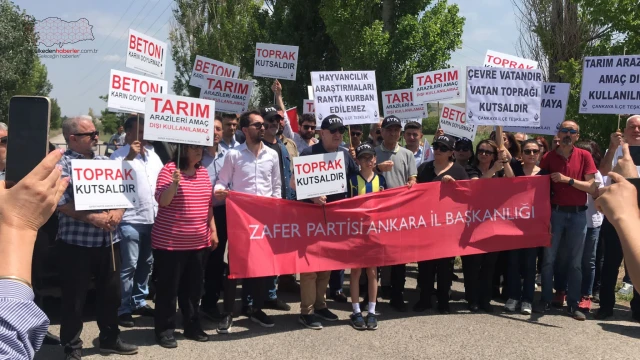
390;264;406;299
329;270;345;293
599;218;640;313
202;206;228;310
507;248;537;303
153;248;208;338
593;227;606;294
462;253;498;306
59;241;121;353
418;258;453;305
223;277;267;314
492;251;509;298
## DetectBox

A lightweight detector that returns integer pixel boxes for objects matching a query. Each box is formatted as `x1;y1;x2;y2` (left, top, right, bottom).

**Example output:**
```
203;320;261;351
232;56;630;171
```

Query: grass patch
615;282;634;303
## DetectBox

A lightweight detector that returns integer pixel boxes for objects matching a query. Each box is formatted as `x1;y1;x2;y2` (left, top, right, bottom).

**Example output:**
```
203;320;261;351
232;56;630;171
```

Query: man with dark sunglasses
0;122;7;181
538;120;597;321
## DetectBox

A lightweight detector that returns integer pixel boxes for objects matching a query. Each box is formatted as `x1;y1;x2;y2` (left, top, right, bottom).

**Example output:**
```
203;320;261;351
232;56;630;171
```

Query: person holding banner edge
56;116;138;359
291;114;358;329
152;143;218;347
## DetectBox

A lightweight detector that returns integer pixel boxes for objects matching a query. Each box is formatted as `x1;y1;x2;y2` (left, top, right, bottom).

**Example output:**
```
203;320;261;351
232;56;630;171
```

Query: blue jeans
244;276;278;307
581;226;601;296
329;270;344;294
118;223;153;315
542;209;587;307
507;248;537;303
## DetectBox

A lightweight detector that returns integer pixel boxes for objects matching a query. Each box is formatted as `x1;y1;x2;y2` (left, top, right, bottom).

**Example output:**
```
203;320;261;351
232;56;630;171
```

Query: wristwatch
568;178;575;186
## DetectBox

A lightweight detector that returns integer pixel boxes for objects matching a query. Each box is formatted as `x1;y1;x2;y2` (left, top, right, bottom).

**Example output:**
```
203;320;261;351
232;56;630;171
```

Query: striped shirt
57;149;121;247
0;281;49;360
348;173;387;197
151;162;212;250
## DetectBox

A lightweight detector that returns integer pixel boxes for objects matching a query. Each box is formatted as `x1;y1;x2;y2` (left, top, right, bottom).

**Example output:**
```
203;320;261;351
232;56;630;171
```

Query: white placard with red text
293;152;347;200
504;82;570;135
71;160;137;211
483;50;538;70
108;69;168;113
303;99;315;115
199;75;254;113
254;43;299;80
438;104;477;141
144;93;215;146
382;88;427;119
413;67;461;103
189;55;240;88
126;29;167;79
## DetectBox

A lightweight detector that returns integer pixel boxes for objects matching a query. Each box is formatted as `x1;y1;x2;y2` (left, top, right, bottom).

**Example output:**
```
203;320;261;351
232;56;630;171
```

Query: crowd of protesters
1;83;639;360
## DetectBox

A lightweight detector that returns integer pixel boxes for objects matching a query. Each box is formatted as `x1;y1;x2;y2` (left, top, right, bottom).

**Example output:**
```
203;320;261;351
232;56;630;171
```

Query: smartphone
626;178;640;206
628;146;640;166
5;96;51;183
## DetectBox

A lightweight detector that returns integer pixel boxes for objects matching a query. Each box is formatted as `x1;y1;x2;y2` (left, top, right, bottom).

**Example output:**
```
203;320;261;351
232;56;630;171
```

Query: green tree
0;0;38;123
50;98;62;129
97;95;125;134
169;0;262;98
15;58;52;96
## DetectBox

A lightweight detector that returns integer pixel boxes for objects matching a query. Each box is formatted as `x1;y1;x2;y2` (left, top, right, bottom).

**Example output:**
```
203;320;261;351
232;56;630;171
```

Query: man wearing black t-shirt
294;115;358;330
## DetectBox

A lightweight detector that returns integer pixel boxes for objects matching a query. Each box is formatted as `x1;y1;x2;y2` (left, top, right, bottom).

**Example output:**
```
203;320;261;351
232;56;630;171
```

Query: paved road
35;266;639;360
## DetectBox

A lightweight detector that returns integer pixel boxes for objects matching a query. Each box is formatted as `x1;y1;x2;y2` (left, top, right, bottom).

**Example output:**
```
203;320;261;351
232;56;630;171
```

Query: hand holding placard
214;189;229;201
126;141;144;161
171;170;181;185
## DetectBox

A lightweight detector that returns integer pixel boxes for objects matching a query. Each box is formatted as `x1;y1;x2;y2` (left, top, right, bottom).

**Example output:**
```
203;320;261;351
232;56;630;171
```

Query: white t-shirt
586;171;604;228
605;146;640;185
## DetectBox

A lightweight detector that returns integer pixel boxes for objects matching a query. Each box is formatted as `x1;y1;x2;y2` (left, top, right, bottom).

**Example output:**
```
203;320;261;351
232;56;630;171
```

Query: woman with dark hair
152;143;218;348
504;140;541;315
574;140;604;313
454;138;479;179
413;135;469;314
535;136;550;160
462;140;513;312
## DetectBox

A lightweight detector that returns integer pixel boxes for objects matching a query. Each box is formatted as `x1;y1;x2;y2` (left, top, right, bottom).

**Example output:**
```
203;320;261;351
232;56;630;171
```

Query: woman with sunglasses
413;135;469;314
461;140;513;312
454;138;479;179
152;144;218;348
503;140;541;315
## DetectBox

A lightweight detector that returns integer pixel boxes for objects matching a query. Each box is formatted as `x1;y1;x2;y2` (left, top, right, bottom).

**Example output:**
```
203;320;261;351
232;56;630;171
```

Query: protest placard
484;50;538;69
199;75;253;113
413;68;461;103
311;71;379;125
504;82;570;135
465;66;543;127
382;88;427;119
303;99;315;115
438;104;477;140
71;160;137;211
579;55;640;114
108;69;168;113
254;43;299;81
189;55;240;88
126;29;167;79
144;94;215;146
293;152;347;200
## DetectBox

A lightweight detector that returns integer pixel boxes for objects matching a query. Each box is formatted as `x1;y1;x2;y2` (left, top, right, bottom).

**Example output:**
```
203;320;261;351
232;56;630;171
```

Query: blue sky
18;0;521;117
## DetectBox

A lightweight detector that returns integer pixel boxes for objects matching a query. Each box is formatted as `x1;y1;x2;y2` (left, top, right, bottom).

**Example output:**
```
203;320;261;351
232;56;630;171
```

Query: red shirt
540;147;597;206
152;162;212;250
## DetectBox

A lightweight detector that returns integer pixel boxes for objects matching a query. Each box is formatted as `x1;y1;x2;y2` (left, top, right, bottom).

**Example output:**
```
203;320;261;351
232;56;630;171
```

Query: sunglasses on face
432;143;451;152
249;122;264;129
477;149;495;156
523;149;540;155
351;132;362;137
455;146;470;152
73;131;99;139
265;121;279;128
559;128;578;134
302;125;315;130
0;136;7;144
375;129;381;135
330;127;346;135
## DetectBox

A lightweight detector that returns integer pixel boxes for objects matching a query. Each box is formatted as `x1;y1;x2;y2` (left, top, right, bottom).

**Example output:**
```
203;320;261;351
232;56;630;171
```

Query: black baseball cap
355;143;376;158
433;135;455;150
381;115;402;129
455;137;473;149
321;114;345;131
260;106;283;122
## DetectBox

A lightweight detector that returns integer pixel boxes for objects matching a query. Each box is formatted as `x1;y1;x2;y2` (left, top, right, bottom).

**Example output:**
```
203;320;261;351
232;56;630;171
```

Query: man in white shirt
214;110;281;333
110;115;164;327
0;122;7;181
596;114;640;321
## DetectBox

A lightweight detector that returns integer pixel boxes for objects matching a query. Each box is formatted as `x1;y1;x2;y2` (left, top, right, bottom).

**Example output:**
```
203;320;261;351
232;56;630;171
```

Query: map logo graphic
34;17;95;48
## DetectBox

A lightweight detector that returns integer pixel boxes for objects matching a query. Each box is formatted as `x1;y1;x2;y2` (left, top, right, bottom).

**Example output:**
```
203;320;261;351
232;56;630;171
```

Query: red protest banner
226;176;551;278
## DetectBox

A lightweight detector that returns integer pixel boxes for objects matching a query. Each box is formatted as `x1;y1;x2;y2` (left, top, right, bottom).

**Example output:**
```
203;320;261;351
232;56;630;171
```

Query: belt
551;205;588;213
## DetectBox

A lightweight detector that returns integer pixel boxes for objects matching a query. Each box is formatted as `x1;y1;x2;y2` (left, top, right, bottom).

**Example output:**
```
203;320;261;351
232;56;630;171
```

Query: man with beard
214;111;281;332
596;114;640;321
538;120;597;321
366;119;384;147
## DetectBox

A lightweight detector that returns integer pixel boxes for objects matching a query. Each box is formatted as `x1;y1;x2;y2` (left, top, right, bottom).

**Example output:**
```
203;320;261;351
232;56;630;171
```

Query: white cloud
103;54;121;62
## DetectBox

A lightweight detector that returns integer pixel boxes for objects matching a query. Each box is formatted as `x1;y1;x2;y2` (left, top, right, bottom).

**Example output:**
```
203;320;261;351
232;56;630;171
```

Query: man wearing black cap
375;115;418;312
292;114;359;330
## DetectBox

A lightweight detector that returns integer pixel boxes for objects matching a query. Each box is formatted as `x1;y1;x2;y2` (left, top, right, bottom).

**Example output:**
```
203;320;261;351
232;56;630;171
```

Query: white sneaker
618;283;634;295
504;299;518;312
535;274;542;286
521;302;532;315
